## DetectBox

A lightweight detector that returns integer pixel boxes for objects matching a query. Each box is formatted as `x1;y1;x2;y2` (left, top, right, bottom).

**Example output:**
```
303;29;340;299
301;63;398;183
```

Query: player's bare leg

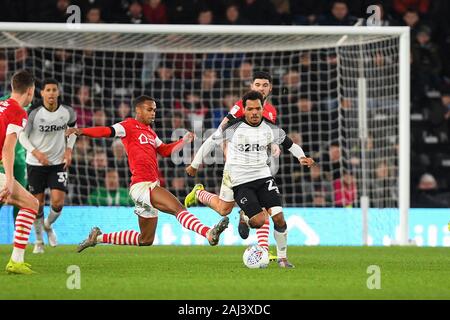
44;189;65;247
185;184;234;216
270;209;294;268
137;216;158;246
239;209;275;260
239;208;269;236
151;186;229;246
4;179;39;274
205;197;234;216
242;210;268;229
32;193;45;254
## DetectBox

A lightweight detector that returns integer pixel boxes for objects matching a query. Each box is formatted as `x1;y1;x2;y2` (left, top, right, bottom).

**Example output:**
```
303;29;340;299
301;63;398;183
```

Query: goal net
0;24;410;244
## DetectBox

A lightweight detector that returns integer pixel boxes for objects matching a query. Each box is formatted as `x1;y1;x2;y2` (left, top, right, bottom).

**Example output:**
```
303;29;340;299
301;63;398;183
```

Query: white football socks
46;207;62;226
11;248;25;263
274;229;288;259
34;217;44;242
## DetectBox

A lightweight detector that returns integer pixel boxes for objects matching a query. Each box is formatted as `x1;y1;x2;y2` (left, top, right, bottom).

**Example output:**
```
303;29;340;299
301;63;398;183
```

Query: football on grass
243;245;269;269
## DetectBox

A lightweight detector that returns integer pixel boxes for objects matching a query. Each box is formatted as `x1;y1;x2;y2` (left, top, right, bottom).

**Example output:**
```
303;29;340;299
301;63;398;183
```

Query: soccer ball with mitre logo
242;245;269;269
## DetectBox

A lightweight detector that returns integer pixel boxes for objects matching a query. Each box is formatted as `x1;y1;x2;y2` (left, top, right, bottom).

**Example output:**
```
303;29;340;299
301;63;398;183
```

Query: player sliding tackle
212;90;314;268
66;96;229;252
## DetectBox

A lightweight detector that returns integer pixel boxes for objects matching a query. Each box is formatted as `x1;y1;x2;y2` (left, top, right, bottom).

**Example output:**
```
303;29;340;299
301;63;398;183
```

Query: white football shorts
129;181;160;218
219;170;235;203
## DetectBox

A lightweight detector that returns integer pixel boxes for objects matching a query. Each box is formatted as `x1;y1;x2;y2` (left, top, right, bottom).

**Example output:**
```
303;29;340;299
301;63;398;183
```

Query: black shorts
27;164;68;194
232;177;282;218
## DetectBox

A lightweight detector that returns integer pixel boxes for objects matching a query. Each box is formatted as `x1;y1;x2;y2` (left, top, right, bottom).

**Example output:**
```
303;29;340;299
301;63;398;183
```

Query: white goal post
0;23;410;245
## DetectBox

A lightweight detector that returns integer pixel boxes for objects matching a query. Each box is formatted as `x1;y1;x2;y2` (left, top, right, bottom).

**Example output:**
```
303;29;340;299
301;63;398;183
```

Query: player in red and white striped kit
67;96;228;252
1;70;40;275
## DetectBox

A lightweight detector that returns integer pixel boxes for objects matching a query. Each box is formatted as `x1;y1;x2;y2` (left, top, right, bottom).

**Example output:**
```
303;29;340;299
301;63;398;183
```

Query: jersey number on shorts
57;172;68;186
266;179;280;194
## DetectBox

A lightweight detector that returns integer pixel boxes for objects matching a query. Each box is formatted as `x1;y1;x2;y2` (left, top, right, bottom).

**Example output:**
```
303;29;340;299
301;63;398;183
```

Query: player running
66;95;228;252
184;71;281;262
1;70;40;275
213;90;314;268
19;79;77;253
185;71;277;215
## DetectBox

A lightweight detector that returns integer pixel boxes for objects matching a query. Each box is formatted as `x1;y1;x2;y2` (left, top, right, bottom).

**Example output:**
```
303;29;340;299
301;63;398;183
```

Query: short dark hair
41;78;59;90
252;71;272;83
242;90;264;108
332;0;348;7
133;95;156;109
11;69;35;94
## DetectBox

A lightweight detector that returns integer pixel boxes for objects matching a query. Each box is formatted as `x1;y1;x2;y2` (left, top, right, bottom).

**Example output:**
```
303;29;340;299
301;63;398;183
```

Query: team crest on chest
138;133;155;146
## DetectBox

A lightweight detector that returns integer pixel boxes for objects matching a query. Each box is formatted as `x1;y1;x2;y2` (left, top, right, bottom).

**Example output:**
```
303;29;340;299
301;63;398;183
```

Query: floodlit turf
0;245;449;300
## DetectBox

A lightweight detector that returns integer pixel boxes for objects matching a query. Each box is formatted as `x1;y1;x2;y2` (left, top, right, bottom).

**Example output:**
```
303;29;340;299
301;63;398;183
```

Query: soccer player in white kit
212;90;315;268
185;71;281;260
19;79;77;253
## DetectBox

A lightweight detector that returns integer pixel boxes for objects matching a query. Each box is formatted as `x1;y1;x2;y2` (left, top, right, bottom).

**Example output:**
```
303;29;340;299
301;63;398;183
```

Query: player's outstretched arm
157;132;195;158
186;117;231;176
65;126;114;138
284;137;315;168
274;129;315;168
186;134;215;176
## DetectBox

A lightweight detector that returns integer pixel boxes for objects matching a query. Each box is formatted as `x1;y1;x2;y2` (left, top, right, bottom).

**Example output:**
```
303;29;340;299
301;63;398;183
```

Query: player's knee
249;214;265;228
273;219;287;233
28;197;39;212
250;220;264;229
218;204;232;216
51;205;63;213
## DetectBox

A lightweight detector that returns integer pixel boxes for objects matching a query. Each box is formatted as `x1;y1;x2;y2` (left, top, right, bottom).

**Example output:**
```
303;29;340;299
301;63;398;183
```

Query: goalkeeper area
0;245;449;300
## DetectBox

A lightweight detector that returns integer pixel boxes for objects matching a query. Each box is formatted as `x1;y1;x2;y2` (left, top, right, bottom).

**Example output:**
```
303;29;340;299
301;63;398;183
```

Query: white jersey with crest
214;118;287;187
23;104;77;166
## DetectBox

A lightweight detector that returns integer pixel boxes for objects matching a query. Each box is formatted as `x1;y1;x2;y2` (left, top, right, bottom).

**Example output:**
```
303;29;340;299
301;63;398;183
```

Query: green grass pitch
0;245;449;300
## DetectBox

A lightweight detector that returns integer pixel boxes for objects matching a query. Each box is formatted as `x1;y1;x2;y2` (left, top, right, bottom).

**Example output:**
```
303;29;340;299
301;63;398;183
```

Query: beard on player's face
251;82;271;100
247;113;261;124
